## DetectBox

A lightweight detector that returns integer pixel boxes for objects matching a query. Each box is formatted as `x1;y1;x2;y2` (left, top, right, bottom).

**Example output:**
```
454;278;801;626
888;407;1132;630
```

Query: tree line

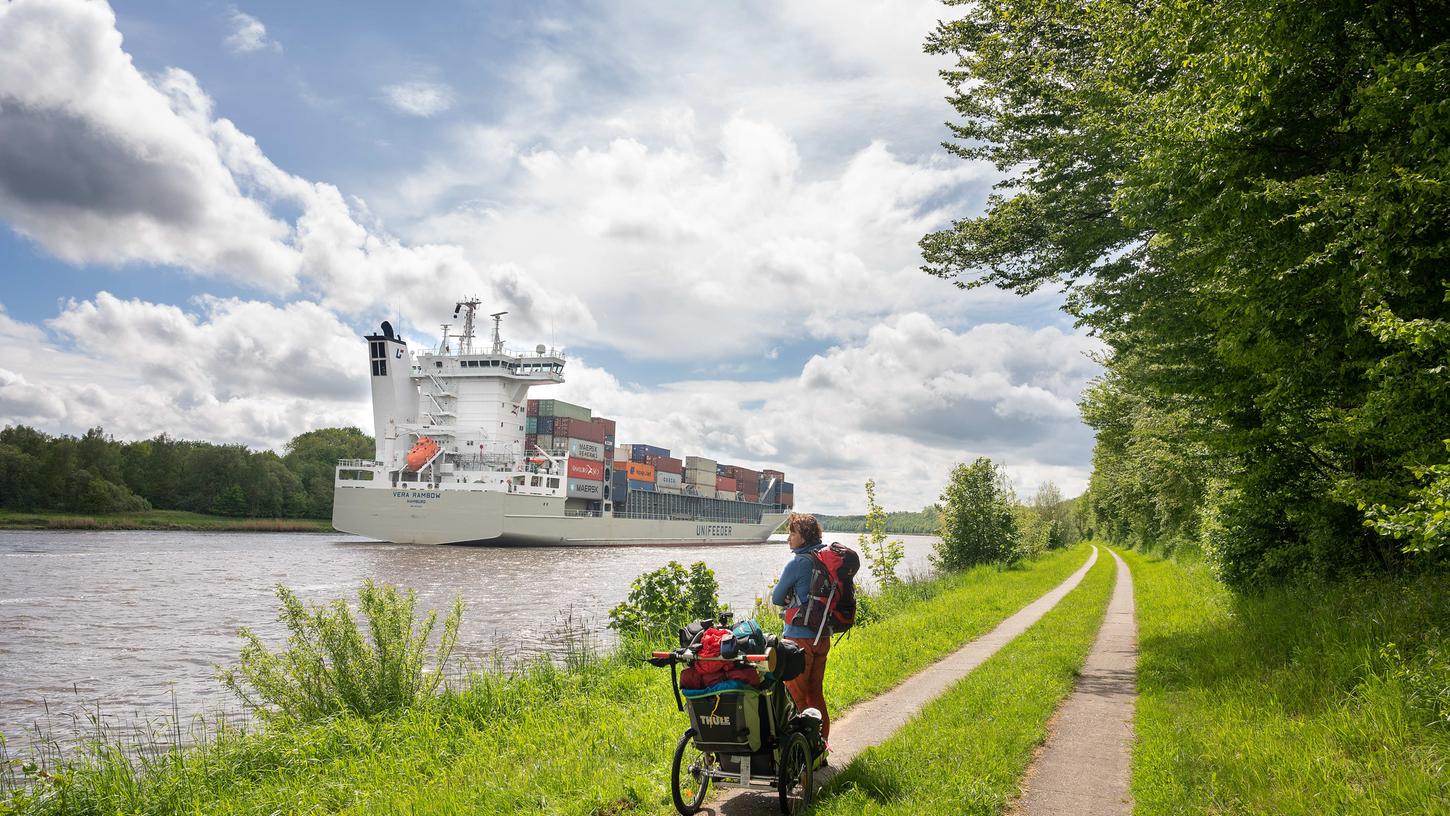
925;0;1448;588
816;506;942;535
0;425;373;519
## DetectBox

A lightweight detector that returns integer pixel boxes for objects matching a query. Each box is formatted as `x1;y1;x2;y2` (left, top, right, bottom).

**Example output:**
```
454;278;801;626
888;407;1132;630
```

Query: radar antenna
452;298;481;354
490;311;508;354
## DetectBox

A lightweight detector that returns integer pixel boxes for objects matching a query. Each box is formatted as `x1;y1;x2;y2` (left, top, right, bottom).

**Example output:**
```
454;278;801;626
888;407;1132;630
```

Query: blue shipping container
536;416;555;435
633;444;670;459
628;479;656;492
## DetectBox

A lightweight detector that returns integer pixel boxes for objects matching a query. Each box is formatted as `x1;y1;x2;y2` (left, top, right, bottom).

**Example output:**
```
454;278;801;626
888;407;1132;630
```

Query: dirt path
1013;547;1137;816
706;545;1101;815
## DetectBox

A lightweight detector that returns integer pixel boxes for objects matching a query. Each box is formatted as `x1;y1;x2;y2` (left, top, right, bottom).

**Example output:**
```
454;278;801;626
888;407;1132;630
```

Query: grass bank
1124;549;1450;815
811;546;1115;815
0;509;333;533
2;545;1093;815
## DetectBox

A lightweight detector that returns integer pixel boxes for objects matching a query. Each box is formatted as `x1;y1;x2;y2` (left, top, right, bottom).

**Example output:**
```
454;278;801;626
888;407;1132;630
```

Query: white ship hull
334;485;788;546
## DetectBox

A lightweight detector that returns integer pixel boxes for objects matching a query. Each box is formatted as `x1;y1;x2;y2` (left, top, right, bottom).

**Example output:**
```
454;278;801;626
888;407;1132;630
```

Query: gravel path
705;545;1101;815
1013;547;1138;816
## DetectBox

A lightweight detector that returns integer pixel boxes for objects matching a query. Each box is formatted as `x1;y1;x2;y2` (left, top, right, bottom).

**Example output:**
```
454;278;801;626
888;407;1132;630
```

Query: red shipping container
716;476;737;492
645;455;683;475
552;417;606;443
526;400;539;416
742;493;760;503
525;434;538;448
567;458;605;481
591;417;617;437
762;469;785;480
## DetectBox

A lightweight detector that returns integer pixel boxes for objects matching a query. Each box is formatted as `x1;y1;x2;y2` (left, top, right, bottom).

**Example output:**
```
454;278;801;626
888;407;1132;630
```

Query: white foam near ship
333;301;792;545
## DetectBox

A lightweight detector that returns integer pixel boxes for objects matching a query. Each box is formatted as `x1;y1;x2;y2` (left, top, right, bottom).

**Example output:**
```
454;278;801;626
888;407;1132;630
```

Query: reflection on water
0;529;938;742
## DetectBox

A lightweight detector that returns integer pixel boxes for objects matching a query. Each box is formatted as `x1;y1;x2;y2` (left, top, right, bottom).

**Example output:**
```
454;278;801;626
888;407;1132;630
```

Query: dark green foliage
607;561;725;644
926;0;1450;587
935;458;1021;569
817;505;941;534
0;425;371;519
219;580;463;721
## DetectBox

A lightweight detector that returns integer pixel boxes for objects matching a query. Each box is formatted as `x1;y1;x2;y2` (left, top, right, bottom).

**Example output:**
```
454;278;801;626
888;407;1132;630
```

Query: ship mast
452;298;481;354
490;311;508;354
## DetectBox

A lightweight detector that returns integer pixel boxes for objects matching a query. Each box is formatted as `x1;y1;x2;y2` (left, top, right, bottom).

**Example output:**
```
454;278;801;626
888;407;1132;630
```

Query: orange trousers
784;636;830;741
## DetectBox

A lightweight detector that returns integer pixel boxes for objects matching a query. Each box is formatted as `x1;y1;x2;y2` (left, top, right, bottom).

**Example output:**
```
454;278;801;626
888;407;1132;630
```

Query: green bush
607;560;724;644
220;580;463;721
935;457;1021;569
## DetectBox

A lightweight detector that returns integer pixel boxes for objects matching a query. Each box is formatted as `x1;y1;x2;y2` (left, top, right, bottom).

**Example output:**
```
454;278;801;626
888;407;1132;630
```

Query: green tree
212;484;249;517
858;479;906;589
935;458;1021;569
607;561;725;644
923;0;1449;587
284;427;375;518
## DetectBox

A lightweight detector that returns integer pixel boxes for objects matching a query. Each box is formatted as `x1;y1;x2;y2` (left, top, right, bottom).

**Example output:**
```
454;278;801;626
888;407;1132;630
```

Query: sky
0;0;1102;514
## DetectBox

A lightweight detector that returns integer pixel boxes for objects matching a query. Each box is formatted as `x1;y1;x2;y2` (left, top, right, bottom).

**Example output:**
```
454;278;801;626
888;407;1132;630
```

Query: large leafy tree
925;0;1450;587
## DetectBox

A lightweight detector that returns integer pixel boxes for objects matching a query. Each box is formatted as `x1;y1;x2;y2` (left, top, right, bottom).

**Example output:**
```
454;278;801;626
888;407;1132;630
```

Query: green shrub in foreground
219;580;463;721
607;560;724;645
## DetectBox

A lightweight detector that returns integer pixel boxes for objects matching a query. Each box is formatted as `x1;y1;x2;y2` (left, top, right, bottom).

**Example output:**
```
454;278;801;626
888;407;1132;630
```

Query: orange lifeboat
405;436;440;471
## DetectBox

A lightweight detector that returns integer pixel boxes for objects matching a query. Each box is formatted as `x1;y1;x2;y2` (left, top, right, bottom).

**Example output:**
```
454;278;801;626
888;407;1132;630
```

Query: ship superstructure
333;301;792;545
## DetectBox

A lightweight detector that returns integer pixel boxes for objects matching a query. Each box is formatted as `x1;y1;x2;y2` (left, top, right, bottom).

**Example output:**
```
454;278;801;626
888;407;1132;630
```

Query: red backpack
783;542;859;643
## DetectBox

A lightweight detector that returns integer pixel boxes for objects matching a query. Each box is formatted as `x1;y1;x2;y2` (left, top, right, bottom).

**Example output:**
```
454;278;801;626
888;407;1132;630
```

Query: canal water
0;530;939;745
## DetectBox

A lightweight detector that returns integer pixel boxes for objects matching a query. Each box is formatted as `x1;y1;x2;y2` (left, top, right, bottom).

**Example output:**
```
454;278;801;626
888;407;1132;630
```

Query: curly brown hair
787;512;822;549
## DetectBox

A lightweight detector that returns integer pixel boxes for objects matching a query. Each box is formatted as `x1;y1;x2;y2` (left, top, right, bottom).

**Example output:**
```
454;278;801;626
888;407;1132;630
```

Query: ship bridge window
435;361;443;368
530;476;542;487
547;478;559;488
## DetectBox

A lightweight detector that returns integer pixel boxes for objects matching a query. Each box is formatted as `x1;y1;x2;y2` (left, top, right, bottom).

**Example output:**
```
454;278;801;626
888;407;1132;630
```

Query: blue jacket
773;542;826;639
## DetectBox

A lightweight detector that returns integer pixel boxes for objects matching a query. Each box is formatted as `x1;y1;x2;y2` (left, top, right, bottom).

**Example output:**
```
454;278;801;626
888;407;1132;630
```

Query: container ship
332;300;794;545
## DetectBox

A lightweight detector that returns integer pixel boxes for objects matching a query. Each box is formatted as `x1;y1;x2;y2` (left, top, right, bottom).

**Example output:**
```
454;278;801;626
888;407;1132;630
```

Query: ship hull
333;485;787;546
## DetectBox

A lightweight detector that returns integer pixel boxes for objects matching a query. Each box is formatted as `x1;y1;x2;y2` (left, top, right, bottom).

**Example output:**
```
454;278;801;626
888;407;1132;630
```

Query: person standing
772;512;831;744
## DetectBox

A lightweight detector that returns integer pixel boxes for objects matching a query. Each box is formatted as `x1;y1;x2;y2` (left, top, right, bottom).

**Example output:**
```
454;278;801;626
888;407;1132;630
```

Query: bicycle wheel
671;729;714;815
777;731;814;815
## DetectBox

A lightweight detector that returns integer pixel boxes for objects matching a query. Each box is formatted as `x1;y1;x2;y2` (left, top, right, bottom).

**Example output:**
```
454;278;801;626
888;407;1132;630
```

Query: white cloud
381;81;455;117
224;9;277;54
541;313;1101;512
0;0;585;339
0;296;370;448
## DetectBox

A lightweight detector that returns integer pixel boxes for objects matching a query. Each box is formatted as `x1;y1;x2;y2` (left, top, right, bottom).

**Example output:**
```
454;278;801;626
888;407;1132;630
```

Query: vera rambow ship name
332;299;794;546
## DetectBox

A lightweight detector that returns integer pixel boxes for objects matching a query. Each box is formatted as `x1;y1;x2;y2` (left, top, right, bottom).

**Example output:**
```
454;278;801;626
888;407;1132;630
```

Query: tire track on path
1013;547;1137;816
707;545;1101;816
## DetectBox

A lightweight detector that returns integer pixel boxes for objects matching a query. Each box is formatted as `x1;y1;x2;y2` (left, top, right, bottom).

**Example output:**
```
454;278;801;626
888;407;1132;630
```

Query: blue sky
0;0;1099;512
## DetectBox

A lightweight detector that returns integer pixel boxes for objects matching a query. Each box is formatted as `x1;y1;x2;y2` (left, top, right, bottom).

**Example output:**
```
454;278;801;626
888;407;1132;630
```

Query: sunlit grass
1;546;1094;815
809;546;1115;814
1125;549;1450;815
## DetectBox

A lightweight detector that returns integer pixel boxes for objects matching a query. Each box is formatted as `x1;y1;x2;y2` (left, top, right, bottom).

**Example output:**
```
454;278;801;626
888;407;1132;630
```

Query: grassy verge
0;509;334;533
2;545;1094;815
1124;549;1450;815
810;546;1115;815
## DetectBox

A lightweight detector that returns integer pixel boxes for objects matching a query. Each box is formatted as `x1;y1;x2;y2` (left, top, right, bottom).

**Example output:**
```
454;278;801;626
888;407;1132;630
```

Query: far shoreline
0;509;335;533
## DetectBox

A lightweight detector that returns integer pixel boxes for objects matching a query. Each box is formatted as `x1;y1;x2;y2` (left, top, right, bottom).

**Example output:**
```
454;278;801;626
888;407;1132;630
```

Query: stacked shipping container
527;400;794;510
528;399;609;504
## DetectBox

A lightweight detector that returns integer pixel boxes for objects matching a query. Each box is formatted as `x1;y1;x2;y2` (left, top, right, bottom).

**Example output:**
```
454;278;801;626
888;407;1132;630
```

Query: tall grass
1125;549;1450;815
220;581;463;721
1;546;1093;815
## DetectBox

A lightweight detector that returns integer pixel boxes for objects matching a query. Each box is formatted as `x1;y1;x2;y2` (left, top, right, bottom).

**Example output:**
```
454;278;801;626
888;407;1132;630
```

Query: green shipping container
536;399;592;422
525;416;538;433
